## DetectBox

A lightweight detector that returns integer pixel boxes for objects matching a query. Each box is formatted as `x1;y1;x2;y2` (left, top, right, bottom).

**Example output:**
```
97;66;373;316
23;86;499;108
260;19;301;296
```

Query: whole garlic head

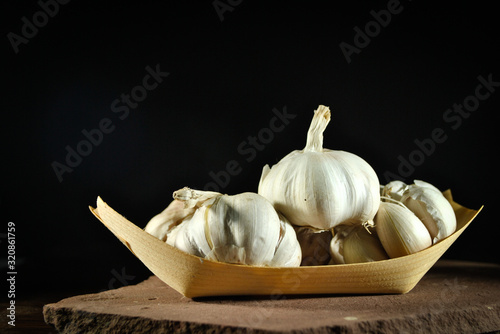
145;187;302;267
258;105;380;229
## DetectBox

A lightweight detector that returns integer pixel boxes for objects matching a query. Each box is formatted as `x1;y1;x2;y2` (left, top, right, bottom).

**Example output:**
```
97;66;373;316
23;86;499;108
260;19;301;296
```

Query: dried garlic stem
304;105;331;152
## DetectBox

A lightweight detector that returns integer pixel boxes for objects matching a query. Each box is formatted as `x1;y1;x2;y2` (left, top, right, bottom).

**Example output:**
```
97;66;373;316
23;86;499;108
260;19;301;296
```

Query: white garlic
381;180;407;201
258;105;380;229
400;180;457;244
270;214;304;267
330;224;388;264
145;187;302;267
294;226;332;266
144;199;196;242
373;201;432;258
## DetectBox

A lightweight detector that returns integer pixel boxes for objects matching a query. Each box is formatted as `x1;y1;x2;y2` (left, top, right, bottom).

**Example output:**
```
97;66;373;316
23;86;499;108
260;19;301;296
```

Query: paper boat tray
89;190;482;298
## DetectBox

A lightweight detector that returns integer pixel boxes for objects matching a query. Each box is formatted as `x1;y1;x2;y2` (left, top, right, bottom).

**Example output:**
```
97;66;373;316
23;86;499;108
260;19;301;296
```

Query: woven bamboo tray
89;190;482;298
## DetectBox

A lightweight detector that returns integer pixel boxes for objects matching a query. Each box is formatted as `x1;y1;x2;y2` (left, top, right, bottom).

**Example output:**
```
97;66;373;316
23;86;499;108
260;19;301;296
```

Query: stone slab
43;260;500;333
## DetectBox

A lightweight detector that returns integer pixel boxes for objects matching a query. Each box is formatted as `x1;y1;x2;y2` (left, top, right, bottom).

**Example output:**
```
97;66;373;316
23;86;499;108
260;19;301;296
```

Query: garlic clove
329;225;351;264
169;206;212;258
401;181;457;244
374;201;432;258
294;226;332;266
343;225;389;264
330;224;388;264
269;214;302;267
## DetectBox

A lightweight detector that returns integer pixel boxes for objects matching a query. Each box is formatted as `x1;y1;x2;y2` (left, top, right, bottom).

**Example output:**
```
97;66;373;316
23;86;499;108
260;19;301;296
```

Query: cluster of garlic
328;182;454;265
257;105;457;265
145;187;302;267
145;105;457;267
382;180;457;244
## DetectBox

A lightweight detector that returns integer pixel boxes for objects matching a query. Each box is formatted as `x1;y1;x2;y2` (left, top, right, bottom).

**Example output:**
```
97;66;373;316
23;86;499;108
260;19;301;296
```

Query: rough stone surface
43;260;500;333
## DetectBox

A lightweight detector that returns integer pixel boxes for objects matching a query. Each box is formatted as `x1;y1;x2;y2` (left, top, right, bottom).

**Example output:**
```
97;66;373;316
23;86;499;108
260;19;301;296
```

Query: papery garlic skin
381;180;407;201
330;224;388;264
169;209;209;257
258;105;380;230
146;187;302;267
294;226;332;266
374;201;432;258
269;214;303;267
204;192;277;264
413;179;442;193
144;199;195;242
400;180;457;244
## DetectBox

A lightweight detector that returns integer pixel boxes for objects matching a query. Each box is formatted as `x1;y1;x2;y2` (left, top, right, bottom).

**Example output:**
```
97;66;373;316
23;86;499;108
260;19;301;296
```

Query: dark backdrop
3;1;498;297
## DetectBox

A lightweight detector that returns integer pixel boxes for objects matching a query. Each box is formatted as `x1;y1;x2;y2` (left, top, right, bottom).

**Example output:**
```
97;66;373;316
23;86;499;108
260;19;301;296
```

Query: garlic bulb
145;187;302;267
294;226;332;266
258;105;380;229
373;201;432;258
330;224;388;264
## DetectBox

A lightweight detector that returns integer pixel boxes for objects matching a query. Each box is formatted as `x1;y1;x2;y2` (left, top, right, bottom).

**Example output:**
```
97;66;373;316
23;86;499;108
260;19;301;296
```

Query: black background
2;0;499;300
